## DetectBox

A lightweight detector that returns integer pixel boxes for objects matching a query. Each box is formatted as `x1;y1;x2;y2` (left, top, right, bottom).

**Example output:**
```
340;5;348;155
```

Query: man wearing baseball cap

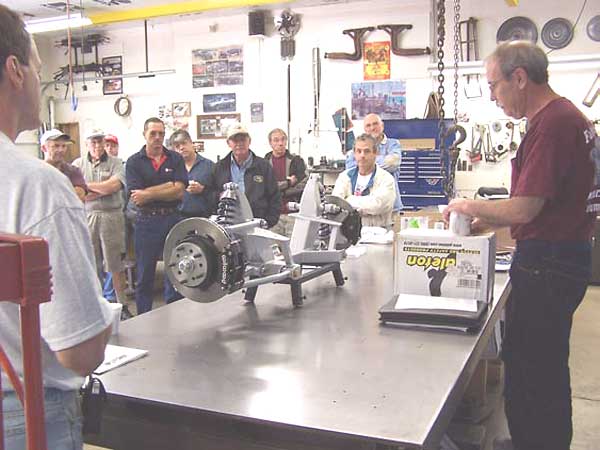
208;123;280;227
104;133;119;158
40;128;87;201
73;129;129;312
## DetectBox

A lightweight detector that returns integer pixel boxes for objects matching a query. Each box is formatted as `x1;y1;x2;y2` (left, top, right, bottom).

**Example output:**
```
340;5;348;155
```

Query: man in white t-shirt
0;6;112;449
332;134;396;227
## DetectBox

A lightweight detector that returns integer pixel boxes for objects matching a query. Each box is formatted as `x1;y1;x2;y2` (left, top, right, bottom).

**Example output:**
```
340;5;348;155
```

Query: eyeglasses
488;68;517;92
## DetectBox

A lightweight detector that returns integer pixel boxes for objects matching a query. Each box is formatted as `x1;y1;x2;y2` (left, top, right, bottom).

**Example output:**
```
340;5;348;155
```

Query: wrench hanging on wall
312;48;321;137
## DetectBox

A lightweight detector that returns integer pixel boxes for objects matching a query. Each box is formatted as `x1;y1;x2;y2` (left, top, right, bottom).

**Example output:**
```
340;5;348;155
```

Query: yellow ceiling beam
89;0;292;25
505;0;519;5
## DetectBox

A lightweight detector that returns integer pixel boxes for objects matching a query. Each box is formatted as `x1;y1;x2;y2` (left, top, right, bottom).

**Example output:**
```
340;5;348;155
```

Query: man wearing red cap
104;134;119;157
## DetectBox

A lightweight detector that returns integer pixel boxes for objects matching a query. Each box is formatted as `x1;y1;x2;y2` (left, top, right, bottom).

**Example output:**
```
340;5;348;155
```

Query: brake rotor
324;195;362;248
496;16;538;44
164;218;235;303
587;15;600;42
541;18;573;49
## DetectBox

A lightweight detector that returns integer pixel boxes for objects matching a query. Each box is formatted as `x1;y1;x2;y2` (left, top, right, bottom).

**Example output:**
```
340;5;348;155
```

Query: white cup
108;303;123;335
449;211;471;236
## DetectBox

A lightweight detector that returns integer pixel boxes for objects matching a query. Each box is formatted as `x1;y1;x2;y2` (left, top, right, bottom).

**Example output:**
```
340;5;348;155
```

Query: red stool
0;233;51;450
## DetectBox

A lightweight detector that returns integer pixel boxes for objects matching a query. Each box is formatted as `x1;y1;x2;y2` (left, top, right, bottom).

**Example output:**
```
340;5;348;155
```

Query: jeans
3;388;82;450
503;240;591;450
134;212;183;314
102;271;116;301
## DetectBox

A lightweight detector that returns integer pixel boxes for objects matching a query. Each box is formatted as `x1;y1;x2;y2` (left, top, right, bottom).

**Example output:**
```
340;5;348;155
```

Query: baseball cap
226;123;249;140
104;134;119;145
40;129;72;145
86;129;105;140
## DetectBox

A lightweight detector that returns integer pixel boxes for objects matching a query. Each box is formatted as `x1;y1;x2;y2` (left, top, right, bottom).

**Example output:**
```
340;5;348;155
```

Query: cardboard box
394;229;496;303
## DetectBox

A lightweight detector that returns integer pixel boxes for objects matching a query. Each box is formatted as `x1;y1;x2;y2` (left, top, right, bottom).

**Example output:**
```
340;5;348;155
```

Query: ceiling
5;0;401;26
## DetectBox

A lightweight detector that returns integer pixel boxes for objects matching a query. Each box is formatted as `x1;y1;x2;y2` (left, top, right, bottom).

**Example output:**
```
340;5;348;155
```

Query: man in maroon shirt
444;41;597;450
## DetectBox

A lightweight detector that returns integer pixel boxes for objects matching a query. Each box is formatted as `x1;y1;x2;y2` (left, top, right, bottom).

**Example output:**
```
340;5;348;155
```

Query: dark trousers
134;213;183;314
503;240;591;450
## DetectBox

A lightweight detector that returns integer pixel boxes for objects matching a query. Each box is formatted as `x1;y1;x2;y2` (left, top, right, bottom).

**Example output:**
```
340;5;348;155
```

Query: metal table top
102;245;509;449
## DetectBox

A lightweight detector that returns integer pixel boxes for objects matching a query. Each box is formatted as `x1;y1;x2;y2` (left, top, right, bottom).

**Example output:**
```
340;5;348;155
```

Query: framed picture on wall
172;102;192;118
102;56;123;95
203;93;236;113
197;113;241;139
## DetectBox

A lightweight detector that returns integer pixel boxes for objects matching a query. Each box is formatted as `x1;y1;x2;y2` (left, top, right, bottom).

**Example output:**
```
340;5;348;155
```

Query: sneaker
493;437;514;450
121;304;134;320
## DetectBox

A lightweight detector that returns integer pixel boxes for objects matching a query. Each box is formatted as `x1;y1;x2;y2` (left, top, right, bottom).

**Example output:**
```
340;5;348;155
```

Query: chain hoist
436;0;466;200
452;0;461;124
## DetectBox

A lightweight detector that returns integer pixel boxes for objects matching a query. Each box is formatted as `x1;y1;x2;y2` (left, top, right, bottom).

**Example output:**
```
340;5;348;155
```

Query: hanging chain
436;0;446;122
453;0;461;125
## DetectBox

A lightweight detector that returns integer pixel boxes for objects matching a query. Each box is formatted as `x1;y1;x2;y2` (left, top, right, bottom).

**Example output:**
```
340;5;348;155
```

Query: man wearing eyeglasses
443;41;598;450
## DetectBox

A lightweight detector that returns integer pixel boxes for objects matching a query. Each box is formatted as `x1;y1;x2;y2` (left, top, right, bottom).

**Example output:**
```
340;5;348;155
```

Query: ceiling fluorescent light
26;13;92;34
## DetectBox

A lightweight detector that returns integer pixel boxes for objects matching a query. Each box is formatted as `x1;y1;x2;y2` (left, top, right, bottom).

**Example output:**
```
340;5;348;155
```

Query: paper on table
358;227;394;244
394;293;478;312
94;344;148;375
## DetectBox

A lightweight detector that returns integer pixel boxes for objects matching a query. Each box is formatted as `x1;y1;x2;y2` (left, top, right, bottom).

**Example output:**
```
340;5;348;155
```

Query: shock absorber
216;196;237;226
316;189;331;249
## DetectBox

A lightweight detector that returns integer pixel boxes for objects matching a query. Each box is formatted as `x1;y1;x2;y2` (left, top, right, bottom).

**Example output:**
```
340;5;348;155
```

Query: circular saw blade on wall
587;15;600;42
541;18;574;49
496;16;538;44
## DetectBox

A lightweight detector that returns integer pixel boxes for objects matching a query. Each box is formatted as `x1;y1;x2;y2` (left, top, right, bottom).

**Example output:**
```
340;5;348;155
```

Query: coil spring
316;190;331;249
216;197;237;226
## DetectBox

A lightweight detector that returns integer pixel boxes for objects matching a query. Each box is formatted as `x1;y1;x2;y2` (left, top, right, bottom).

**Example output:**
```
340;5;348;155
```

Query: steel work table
88;245;510;450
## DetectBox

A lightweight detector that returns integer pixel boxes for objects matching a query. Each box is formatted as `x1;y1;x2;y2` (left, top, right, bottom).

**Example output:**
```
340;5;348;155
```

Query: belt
137;207;178;216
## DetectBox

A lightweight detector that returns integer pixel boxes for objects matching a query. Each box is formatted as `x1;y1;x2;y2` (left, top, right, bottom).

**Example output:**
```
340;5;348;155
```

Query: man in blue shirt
125;117;188;314
170;129;215;218
345;113;403;211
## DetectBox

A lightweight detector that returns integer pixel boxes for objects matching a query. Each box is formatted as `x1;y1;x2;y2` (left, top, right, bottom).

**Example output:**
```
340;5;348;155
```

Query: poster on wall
102;56;123;95
172;102;192;118
250;103;264;123
197;113;241;139
192;46;243;89
203;93;236;113
363;41;391;81
351;80;406;120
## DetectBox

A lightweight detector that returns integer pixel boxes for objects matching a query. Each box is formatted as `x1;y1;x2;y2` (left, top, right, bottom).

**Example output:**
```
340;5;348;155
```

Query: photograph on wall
192;46;243;89
351;80;406;120
172;102;192;118
197;113;241;139
203;93;236;113
250;103;264;123
363;41;391;81
102;56;123;95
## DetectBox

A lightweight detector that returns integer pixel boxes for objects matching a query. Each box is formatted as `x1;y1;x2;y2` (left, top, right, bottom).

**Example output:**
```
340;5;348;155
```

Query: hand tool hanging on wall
377;24;431;56
276;10;301;143
312;48;321;137
324;27;374;61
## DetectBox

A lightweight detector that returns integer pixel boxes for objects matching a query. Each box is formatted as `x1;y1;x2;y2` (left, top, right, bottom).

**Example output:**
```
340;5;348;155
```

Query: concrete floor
86;277;600;450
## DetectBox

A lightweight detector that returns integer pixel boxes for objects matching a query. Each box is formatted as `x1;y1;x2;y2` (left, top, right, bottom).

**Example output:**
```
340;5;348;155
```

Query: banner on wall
363;41;391;81
351;80;406;120
192;46;243;89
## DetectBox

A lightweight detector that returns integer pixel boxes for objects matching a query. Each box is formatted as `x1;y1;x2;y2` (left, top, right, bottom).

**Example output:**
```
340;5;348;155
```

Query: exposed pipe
324;27;374;61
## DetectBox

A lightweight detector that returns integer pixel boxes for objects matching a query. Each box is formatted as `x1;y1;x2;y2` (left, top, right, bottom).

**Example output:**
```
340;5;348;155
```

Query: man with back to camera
208;123;280;228
332;133;396;227
443;41;599;450
345;113;403;211
170;129;215;218
73;130;132;319
126;117;188;314
40;128;88;201
0;6;113;449
264;128;307;236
